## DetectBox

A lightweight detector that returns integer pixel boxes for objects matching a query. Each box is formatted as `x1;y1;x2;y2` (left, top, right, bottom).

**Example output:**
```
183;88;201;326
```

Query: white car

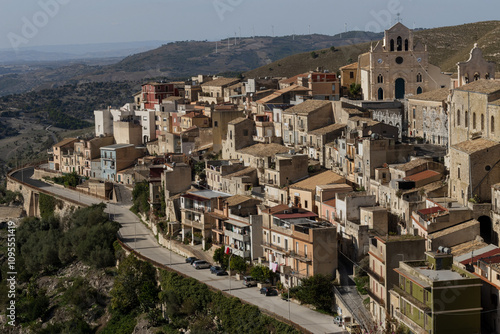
193;260;211;269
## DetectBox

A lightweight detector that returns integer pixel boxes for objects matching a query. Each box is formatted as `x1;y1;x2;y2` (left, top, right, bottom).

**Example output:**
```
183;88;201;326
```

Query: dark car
210;265;222;274
185;257;198;264
262;288;278;296
259;287;271;294
215;269;228;276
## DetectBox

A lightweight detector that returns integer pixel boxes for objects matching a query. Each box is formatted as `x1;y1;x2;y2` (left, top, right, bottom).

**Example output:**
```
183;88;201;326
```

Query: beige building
282;100;334;148
449;79;500;146
199;77;240;105
358;22;449;101
50;138;78;172
407;88;450;146
212;105;245;153
260;204;337;287
339;62;359;97
289;170;345;213
367;236;426;328
222;117;255;160
449;138;500;206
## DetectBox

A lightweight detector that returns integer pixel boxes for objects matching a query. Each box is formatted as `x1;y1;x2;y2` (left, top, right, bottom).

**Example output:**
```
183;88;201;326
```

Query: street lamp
228;248;235;295
288;268;307;320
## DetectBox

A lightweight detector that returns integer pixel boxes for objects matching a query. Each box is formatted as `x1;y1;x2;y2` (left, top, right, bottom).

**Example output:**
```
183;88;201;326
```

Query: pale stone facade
358;22;450;101
457;44;496;87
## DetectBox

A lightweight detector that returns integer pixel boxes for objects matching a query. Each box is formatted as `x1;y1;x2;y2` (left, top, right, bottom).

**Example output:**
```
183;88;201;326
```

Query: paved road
11;168;346;334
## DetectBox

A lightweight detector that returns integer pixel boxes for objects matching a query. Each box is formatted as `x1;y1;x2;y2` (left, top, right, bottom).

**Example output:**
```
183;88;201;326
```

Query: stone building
449;138;500;206
221;117;255;160
448;79;500;146
407;87;449;145
456;44;496;87
357;22;450;101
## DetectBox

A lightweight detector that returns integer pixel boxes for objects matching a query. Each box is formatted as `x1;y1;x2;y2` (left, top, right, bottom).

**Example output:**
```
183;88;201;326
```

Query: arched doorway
479;215;494;244
417;87;422;95
395;78;405;99
378;88;384;100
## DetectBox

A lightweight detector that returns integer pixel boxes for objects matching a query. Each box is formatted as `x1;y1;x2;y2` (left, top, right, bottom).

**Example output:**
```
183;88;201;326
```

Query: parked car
210;265;223;274
185;257;198;264
242;276;257;287
193;260;211;269
260;287;278;296
333;316;342;325
215;269;228;276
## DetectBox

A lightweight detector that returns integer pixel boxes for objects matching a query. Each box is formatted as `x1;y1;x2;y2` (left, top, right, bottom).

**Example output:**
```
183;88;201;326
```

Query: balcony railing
366;287;385;308
289;251;312;263
262;241;290;255
365;266;385;285
394;310;427;334
182;218;205;230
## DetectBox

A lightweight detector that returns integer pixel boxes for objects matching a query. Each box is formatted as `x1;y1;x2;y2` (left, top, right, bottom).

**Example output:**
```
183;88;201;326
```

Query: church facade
358;22;450;101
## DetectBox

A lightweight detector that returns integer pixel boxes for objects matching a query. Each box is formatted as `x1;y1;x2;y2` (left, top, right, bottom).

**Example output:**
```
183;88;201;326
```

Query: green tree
229;255;247;274
251;265;278;282
110;255;159;314
292;274;334;312
349;83;362;99
310;51;318;59
131;181;150;214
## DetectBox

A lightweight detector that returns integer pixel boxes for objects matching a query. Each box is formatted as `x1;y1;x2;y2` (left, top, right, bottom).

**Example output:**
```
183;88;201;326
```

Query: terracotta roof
279;73;309;85
237;143;289;157
274;212;318;219
201;77;239;87
308;123;347;135
348;116;379;127
460;246;500;265
224;166;256;178
455;79;500;94
404;170;441;182
163;96;184;102
228;117;251;125
256;85;311;104
408;87;449;102
392;158;431;172
53;137;77;148
265;204;290;214
340;62;358;70
290;171;345;191
283;99;332;115
225;195;255;207
452;138;500;154
323;198;336;207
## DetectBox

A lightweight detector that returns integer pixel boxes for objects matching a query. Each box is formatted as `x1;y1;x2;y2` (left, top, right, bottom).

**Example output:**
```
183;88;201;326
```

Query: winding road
11;167;346;334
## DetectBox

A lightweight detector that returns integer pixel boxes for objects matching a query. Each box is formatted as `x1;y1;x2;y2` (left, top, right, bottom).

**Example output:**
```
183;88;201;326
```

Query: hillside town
32;22;500;333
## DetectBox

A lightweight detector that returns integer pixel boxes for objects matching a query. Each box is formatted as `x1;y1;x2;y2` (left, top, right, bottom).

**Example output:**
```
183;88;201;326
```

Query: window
142;116;147;121
492;116;495;133
350;71;354;79
304;245;307;257
473;112;477;129
243;129;248;136
395;56;403;64
326;210;329;220
465;111;468;127
397;36;402;51
405;39;409;51
458;166;460;179
304;200;308;208
481;114;485;131
412;108;416;119
457;110;461;126
214;121;218;127
296;242;299;253
416;73;422;82
377;74;383;83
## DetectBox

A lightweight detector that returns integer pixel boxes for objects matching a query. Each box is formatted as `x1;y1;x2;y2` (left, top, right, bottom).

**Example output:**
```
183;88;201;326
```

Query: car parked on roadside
242;276;257;287
215;269;228;276
185;257;198;264
193;260;211;269
210;265;223;274
260;287;278;296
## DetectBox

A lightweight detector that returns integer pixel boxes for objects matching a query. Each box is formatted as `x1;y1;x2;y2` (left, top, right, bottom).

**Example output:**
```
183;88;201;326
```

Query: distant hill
244;21;500;79
0;32;382;96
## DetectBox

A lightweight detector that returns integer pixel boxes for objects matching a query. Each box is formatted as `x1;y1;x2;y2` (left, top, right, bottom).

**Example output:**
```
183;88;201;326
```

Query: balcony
225;229;250;243
365;266;385;285
394;310;427;334
262;241;290;255
366;287;385;308
182;218;205;230
182;206;207;214
289;251;312;263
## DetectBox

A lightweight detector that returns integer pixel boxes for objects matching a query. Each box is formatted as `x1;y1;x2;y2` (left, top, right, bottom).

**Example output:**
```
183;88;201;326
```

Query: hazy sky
1;0;499;50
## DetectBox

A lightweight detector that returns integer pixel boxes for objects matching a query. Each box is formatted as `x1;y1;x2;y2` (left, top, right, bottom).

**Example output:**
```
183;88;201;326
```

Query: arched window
377;74;383;83
492;116;495;133
416;87;422;95
378;88;384;100
486;73;490;80
474;72;480;81
416;73;422;82
405;39;409;51
390;39;394;51
465;111;468;127
473;112;476;129
457;110;461;126
397;36;402;51
481;114;485;131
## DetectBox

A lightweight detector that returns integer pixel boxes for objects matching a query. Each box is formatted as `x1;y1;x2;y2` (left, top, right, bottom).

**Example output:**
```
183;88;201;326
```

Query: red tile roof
274;212;318;219
418;206;446;216
404;170;440;182
461;249;500;265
